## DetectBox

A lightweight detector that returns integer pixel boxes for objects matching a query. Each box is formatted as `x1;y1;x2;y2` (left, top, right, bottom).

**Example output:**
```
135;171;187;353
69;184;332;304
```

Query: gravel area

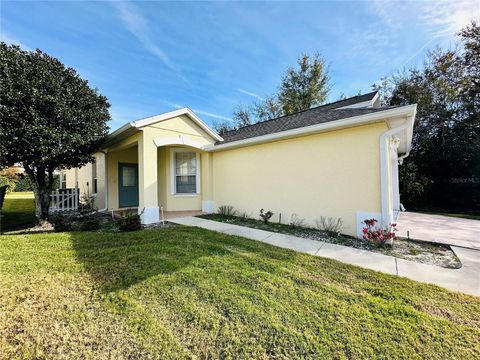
198;214;462;269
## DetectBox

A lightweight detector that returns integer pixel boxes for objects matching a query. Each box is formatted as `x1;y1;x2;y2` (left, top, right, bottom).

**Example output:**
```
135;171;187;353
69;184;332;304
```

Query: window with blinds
175;152;197;194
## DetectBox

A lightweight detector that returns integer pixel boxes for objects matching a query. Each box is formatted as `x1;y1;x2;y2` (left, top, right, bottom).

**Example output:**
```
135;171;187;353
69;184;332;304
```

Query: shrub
13;175;32;191
0;168;19;192
79;193;96;214
316;216;343;236
259;209;274;224
362;219;397;247
289;213;305;228
51;213;72;232
117;209;143;232
78;216;101;231
218;205;237;216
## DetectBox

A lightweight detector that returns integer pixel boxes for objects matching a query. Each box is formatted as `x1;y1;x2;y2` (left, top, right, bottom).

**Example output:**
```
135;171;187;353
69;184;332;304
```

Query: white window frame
170;148;201;197
60;172;67;189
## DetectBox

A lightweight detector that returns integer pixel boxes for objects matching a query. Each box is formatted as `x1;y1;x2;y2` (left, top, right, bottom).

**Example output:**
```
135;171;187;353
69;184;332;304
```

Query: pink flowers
362;218;397;247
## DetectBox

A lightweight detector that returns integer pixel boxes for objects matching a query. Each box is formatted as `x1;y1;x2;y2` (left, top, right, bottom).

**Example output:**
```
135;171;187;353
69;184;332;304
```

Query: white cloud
369;0;477;37
192;109;233;122
237;88;264;100
367;0;478;70
110;1;187;82
0;32;32;51
163;101;233;122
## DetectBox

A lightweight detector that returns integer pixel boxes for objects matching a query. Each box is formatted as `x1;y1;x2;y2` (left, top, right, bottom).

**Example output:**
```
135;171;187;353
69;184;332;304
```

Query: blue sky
1;1;477;131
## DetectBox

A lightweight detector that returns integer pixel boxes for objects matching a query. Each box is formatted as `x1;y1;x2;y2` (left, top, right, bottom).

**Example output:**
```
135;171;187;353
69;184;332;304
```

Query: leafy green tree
232;52;331;126
253;96;284;122
0;44;110;221
278;53;330;114
373;21;480;211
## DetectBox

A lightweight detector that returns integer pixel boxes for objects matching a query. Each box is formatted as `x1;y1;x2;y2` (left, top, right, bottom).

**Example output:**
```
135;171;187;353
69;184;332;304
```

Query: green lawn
1;227;479;358
0;192;36;232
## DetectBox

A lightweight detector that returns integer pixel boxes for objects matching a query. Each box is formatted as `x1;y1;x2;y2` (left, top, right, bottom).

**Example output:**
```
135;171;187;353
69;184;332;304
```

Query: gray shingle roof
217;92;398;145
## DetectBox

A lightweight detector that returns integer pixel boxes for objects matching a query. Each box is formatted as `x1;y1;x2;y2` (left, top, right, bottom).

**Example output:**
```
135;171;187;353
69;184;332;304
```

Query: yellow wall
211;122;389;237
156;146;209;211
63;153;105;209
158;147;168;208
139;115;215;211
143;115;216;147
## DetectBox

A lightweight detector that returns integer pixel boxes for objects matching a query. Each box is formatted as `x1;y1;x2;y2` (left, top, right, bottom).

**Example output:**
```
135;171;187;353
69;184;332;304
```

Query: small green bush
13;176;33;192
117;210;143;231
51;213;72;232
0;176;17;193
259;209;274;224
79;217;101;231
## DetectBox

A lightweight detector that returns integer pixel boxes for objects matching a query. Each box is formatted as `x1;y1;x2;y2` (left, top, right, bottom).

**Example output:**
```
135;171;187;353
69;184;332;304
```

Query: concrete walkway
170;216;480;297
397;212;480;250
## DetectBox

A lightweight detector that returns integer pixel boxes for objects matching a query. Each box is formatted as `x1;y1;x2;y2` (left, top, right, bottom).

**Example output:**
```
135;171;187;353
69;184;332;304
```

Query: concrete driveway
396;212;480;250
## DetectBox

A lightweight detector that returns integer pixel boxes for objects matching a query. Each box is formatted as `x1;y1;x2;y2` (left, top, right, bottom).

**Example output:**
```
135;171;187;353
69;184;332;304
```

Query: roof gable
132;108;223;141
105;108;223;147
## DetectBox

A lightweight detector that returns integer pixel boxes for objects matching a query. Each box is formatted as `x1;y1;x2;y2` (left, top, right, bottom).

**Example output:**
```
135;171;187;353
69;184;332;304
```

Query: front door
119;163;139;208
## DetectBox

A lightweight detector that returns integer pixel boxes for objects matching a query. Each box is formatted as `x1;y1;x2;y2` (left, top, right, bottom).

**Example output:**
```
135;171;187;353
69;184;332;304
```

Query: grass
1;227;479;358
0;192;36;232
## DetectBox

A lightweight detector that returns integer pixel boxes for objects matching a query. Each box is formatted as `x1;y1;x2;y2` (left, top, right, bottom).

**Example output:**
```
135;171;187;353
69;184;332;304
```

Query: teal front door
119;163;139;208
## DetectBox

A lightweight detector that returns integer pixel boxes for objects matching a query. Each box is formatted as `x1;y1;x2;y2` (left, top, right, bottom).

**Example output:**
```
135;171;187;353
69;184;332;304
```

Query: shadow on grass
70;225;278;293
0;196;37;233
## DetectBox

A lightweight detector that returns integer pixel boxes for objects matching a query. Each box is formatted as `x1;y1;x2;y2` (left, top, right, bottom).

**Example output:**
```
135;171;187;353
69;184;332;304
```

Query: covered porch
104;135;215;224
100;108;222;224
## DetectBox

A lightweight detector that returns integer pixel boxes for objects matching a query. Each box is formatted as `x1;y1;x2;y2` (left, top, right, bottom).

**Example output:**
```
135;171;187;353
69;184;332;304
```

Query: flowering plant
362;219;397;247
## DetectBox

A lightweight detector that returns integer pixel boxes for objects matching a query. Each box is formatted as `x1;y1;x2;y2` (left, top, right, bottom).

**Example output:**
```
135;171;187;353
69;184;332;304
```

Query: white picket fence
50;188;79;212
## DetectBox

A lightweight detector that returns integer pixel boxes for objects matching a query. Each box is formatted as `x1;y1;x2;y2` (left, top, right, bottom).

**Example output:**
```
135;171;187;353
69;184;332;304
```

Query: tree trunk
33;186;50;222
24;164;52;223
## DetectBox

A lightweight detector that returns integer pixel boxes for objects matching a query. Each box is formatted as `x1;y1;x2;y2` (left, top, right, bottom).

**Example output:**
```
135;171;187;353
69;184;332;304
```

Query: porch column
201;152;215;213
138;132;160;224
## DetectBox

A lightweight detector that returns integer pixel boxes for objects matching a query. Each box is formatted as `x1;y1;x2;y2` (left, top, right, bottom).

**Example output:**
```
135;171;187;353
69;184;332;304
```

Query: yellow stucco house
62;92;416;238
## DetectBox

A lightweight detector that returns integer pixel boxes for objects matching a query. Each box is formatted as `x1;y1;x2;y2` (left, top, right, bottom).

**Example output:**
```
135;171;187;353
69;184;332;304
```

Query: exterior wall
158;147;168;209
211;122;389;237
157;146;208;212
143;115;216;147
63;152;106;209
140;115;216;212
386;141;393;223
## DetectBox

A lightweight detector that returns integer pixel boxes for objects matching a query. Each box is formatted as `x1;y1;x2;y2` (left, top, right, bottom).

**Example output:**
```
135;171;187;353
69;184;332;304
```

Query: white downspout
97;150;108;212
379;111;415;227
398;152;410;164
